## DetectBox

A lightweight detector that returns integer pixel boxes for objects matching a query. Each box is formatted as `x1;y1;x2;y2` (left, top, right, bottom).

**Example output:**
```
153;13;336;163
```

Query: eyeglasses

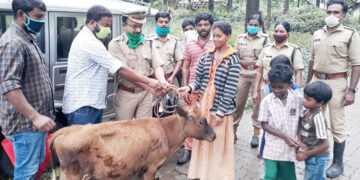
125;23;143;30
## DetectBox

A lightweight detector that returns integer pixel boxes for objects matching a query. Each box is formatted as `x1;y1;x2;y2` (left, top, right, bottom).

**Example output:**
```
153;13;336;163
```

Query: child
258;64;303;180
264;55;301;95
296;81;332;180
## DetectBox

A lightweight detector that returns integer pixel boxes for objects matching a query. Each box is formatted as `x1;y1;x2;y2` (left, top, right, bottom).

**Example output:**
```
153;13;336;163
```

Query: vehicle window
56;16;85;61
0;13;13;37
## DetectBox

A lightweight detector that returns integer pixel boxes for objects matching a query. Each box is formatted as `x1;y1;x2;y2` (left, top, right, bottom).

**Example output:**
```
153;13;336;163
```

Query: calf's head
176;105;216;142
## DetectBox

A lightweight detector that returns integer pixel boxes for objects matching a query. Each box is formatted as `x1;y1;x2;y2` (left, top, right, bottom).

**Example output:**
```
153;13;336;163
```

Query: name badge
128;52;137;56
290;109;296;116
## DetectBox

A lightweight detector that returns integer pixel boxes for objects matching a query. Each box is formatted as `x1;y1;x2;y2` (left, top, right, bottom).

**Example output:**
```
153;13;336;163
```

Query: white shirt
62;26;122;114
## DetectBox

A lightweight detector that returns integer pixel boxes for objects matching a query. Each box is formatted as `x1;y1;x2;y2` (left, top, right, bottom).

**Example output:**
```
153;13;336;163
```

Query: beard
198;29;210;38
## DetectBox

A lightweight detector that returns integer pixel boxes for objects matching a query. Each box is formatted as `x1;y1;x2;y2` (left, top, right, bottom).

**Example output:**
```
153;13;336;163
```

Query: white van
0;0;158;123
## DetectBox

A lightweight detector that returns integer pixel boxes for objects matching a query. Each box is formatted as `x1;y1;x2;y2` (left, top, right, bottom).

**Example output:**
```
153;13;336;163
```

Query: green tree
283;0;289;14
209;0;214;12
226;0;233;12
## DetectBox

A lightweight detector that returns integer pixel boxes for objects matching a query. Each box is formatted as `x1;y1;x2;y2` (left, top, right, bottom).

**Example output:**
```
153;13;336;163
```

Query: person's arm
297;139;329;161
168;60;183;84
294;70;302;86
5;90;55;132
262;122;299;148
307;61;314;84
253;67;263;105
182;60;190;86
188;54;206;92
343;66;360;106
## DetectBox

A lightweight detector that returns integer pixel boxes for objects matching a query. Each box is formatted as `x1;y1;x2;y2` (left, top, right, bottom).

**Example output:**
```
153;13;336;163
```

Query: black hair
195;12;214;26
304;81;333;104
270;55;291;68
268;64;293;83
182;19;195;30
12;0;46;18
327;0;348;13
122;16;128;24
85;5;112;24
247;13;266;33
274;21;291;33
212;21;232;35
155;11;171;22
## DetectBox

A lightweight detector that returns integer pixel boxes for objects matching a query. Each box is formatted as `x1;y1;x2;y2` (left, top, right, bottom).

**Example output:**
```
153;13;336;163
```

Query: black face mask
273;34;288;44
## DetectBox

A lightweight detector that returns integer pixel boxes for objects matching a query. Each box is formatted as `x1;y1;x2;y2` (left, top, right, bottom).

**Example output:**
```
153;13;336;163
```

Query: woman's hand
177;86;191;97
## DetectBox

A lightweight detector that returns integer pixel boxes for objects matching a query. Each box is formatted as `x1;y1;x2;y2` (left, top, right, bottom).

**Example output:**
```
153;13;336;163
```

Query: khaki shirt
256;42;304;81
146;34;183;74
108;33;164;89
311;25;360;74
234;33;270;76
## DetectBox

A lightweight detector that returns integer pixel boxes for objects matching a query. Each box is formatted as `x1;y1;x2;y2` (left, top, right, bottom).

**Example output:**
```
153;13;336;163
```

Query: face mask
183;30;198;42
95;24;111;39
156;25;170;36
23;13;45;34
127;32;144;48
273;33;288;44
325;15;341;28
247;25;260;35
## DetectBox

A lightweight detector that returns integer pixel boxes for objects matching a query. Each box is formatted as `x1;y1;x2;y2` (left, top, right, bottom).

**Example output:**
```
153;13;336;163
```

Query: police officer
253;21;304;105
233;14;270;147
108;10;168;120
306;0;360;178
147;11;183;85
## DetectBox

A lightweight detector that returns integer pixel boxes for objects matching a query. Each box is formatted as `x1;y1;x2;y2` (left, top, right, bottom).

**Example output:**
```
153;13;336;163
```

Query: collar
208;45;236;59
121;32;145;46
12;23;36;42
244;33;261;40
196;36;212;47
271;88;296;102
323;24;345;33
271;41;289;49
154;33;170;41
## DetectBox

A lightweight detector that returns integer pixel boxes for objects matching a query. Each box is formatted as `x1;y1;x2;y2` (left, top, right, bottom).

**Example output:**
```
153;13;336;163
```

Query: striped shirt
300;109;329;156
258;89;303;162
188;46;241;118
183;38;214;85
0;24;54;136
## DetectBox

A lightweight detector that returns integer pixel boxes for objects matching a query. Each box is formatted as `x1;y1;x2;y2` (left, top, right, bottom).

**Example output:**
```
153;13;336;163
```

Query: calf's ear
176;106;188;117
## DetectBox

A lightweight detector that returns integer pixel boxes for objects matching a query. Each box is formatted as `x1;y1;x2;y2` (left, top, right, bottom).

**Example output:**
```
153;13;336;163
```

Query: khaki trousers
233;74;261;135
312;76;347;143
114;89;153;120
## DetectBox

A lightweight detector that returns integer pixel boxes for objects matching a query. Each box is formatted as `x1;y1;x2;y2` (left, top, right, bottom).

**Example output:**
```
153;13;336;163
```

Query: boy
296;81;332;180
259;64;303;180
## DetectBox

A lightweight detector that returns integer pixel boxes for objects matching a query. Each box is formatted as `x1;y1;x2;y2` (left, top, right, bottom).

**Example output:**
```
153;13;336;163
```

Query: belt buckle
248;65;254;70
318;73;328;80
134;87;144;93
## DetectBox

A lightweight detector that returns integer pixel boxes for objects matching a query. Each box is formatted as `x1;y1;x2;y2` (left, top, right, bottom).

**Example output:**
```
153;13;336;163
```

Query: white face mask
325;15;340;28
183;30;198;42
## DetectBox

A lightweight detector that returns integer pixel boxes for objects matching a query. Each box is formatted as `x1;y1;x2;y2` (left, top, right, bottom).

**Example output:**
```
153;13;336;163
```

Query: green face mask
127;32;144;48
95;24;111;39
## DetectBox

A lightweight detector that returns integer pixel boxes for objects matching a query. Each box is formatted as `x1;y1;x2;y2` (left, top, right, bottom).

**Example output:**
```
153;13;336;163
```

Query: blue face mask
156;25;170;36
23;13;45;34
247;25;260;35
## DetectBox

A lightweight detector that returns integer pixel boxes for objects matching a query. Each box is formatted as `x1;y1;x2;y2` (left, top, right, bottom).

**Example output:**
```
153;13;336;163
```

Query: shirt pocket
143;54;153;76
330;41;348;59
313;37;321;54
127;53;138;70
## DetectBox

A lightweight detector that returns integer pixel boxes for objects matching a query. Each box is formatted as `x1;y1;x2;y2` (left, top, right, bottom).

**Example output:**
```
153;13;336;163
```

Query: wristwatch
348;87;358;93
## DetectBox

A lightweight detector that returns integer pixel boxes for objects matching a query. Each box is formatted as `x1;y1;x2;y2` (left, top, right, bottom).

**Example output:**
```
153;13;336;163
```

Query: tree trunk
226;0;233;12
209;0;214;12
283;0;289;14
266;0;272;30
297;0;301;7
187;0;192;9
245;0;260;30
316;0;320;7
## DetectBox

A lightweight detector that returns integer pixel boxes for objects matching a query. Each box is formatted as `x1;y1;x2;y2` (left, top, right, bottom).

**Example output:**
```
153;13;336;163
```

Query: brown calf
49;104;216;180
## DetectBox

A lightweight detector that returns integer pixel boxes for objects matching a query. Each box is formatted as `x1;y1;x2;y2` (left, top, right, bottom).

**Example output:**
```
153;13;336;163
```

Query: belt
240;63;259;70
314;72;347;80
118;84;143;93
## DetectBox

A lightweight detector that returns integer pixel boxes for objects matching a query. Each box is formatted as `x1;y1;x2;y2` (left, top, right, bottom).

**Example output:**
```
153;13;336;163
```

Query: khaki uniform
233;33;270;135
256;42;304;89
310;25;360;143
108;33;164;120
147;34;183;76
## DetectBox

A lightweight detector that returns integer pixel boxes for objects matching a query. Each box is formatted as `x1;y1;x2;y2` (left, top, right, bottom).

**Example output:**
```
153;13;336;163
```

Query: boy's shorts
264;159;296;180
304;153;330;180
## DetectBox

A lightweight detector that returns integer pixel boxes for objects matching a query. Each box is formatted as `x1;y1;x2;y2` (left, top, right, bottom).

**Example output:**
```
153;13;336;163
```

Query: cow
49;104;216;180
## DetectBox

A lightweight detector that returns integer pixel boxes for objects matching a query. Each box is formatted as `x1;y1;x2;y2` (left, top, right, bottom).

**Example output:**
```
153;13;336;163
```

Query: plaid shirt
0;24;54;136
258;89;303;162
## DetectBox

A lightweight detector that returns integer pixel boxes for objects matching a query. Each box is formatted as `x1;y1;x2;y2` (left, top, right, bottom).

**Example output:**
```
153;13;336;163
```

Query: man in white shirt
62;5;165;125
